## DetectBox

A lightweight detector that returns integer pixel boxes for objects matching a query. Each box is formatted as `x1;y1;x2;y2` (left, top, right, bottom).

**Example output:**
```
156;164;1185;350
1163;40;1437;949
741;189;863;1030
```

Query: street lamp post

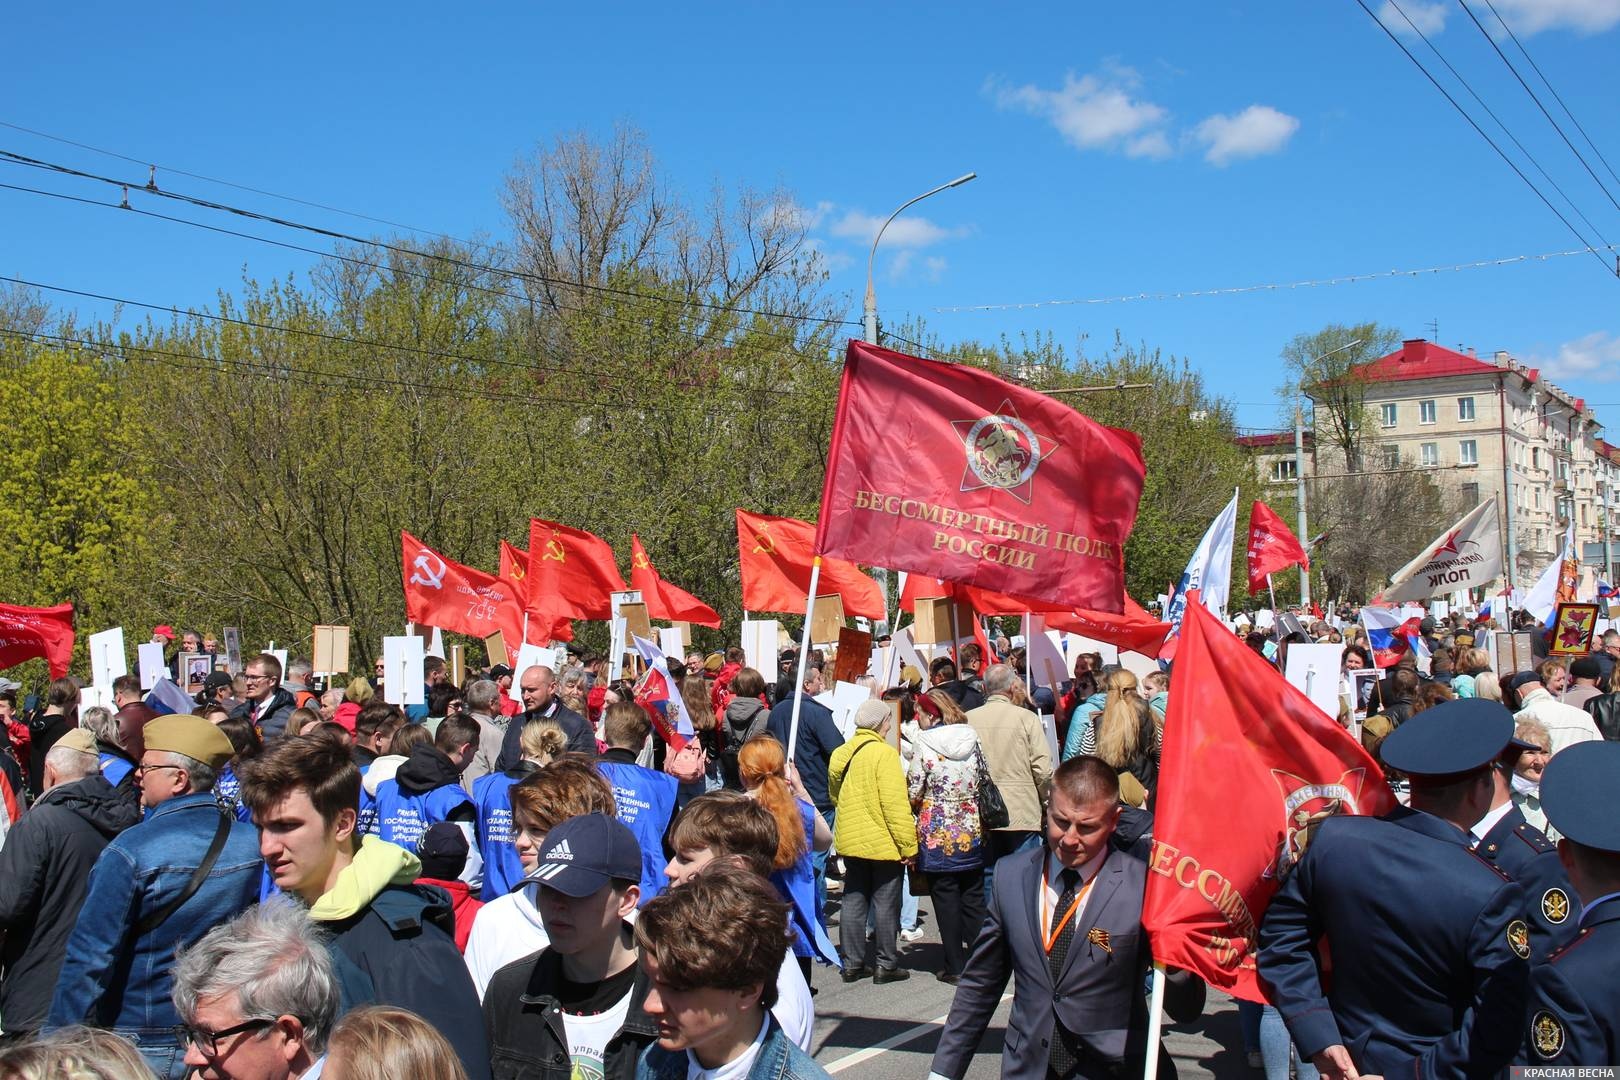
862;172;977;346
861;173;976;632
1294;337;1364;609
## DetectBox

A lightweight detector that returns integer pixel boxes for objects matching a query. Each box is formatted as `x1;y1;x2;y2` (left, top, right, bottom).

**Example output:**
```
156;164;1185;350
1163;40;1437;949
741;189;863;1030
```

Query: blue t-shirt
595;759;677;906
473;769;525;900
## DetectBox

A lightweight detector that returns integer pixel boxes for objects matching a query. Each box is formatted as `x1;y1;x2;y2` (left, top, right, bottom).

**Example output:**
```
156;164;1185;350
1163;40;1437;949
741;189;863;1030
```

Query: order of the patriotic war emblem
1531;1010;1565;1060
951;399;1058;506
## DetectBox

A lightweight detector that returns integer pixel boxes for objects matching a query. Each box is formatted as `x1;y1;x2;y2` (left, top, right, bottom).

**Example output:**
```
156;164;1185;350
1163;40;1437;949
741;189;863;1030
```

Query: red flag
899;574;1170;657
499;540;571;644
630;535;721;629
815;341;1145;613
735;509;884;619
0;602;75;678
400;532;525;646
1143;592;1394;1001
1246;501;1310;596
525;519;626;623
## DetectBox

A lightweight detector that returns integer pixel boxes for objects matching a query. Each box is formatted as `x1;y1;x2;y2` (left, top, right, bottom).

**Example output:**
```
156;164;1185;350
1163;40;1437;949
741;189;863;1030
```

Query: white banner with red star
1381;496;1502;603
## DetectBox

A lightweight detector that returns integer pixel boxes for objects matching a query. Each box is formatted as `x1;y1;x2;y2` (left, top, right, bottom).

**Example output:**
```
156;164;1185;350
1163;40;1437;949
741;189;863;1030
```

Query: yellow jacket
828;729;918;861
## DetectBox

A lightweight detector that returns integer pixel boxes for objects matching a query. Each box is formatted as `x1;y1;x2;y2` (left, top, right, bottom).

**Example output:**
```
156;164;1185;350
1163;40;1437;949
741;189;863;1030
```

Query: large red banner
499;540;571;644
1143;593;1394;1001
815;341;1145;613
736;509;884;619
0;602;75;678
1246;500;1309;596
401;531;525;646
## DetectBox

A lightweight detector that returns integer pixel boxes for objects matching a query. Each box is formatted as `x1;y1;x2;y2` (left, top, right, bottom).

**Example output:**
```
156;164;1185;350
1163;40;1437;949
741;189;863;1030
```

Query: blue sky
4;1;1619;433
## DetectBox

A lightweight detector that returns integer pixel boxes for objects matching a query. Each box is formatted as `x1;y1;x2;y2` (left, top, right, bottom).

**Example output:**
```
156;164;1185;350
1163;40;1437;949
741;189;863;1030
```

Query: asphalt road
807;889;1248;1079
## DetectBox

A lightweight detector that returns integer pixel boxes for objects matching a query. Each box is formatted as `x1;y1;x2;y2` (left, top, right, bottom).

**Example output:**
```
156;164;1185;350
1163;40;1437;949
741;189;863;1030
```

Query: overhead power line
0;147;863;330
1351;0;1619;281
1456;0;1620;214
933;242;1617;313
0;179;847;370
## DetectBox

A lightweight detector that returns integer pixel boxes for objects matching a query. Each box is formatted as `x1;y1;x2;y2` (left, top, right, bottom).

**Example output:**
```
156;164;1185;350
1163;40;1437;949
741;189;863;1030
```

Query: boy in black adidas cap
482;812;655;1079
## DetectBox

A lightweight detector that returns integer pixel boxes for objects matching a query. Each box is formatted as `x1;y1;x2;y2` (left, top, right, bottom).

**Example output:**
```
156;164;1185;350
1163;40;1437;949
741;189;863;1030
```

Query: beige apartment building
1238;339;1620;590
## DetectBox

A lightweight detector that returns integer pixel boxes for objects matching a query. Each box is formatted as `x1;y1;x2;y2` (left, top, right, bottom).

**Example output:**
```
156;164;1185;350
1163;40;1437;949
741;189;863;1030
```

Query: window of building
1380;403;1398;428
1419;400;1437;425
1558;460;1569;483
1460;439;1478;466
1461;482;1480;507
1458;396;1476;421
1271;459;1298;482
1535;488;1543;509
1581;503;1589;526
1421;442;1438;467
1533;447;1543;470
1381;445;1400;470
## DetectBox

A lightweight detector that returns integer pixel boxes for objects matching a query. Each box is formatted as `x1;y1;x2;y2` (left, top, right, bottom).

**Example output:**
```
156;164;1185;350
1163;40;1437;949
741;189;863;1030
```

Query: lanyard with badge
1042;856;1113;955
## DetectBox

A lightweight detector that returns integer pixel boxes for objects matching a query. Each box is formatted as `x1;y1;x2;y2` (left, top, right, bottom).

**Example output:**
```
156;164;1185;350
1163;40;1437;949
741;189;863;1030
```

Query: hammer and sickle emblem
410;551;447;590
751;528;776;555
542;539;566;563
633;552;652;570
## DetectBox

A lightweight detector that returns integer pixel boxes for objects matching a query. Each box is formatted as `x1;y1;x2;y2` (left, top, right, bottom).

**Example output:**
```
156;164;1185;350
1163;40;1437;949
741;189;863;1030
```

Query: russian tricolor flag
1360;607;1426;668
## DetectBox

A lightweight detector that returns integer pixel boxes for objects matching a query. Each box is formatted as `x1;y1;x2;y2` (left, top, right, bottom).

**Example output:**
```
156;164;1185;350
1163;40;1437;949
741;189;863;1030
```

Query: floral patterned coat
907;723;985;874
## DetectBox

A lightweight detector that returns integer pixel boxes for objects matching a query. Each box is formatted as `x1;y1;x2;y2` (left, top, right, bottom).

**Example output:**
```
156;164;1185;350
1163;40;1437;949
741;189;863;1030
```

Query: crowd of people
0;603;1613;1079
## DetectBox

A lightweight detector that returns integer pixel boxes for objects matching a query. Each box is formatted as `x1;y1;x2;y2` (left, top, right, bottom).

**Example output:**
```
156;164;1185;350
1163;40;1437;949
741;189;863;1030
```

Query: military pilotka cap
143;714;235;770
57;727;98;755
1379;698;1515;777
1539;741;1620;853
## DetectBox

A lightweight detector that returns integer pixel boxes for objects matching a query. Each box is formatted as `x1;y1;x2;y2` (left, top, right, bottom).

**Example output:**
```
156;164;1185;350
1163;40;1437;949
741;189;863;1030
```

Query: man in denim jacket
47;714;263;1079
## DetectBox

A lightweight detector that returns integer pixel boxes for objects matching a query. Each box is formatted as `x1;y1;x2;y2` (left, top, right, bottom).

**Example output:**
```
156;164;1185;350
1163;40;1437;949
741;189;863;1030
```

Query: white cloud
766;199;833;232
1494;0;1620;34
1192;105;1301;165
987;69;1173;159
924;256;948;283
828;209;967;248
886;250;915;282
1378;0;1448;36
1530;331;1620;382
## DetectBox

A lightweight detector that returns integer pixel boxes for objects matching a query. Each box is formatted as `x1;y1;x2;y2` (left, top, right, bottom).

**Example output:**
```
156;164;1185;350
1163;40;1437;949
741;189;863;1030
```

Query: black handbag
975;748;1011;831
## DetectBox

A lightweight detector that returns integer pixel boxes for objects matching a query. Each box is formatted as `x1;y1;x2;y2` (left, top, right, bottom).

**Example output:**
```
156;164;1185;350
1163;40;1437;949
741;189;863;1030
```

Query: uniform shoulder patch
1541;887;1571;925
1466;848;1513;881
1531;1010;1565;1060
1512;823;1555;853
1507;919;1532;959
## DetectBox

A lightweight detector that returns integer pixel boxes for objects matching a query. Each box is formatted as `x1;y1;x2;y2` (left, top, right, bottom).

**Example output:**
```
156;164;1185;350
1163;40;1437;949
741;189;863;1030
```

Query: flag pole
1266;574;1277;617
1023;613;1033;699
1143;960;1167;1080
787;557;822;762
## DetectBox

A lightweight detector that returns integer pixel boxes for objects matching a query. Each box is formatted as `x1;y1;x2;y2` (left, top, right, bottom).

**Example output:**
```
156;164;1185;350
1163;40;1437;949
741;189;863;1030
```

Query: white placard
509;642;562;699
610;590;645;619
1430;600;1450;620
1028;624;1069;690
89;627;128;690
1399;604;1426;624
1039;710;1060;764
1118;651;1161;680
1284;643;1346;722
658;626;686;659
741;619;777;676
137;641;168;690
381;635;426;706
820;680;873;742
891;625;926;684
1254;609;1275;631
426;627;445;660
79;684;110;711
268;649;288;681
1059;634;1119;667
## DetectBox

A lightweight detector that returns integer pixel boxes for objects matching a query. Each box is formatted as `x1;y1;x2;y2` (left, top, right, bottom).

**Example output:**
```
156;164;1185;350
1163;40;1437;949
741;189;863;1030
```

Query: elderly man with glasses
231;653;300;740
46;715;263;1079
171;901;340;1080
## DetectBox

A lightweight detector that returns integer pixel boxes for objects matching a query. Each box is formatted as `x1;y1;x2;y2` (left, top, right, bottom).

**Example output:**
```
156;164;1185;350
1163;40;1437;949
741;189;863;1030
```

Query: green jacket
828;729;918;861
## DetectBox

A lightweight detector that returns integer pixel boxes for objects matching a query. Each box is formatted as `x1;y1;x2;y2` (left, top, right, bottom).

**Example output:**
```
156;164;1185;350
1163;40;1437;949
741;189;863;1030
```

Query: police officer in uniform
1259;699;1530;1080
1519;741;1620;1065
1471;738;1579;957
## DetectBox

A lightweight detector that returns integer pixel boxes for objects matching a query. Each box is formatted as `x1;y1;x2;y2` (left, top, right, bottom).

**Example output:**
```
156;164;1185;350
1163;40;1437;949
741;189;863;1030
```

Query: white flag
1382;497;1503;602
1165;489;1239;631
1523;520;1575;624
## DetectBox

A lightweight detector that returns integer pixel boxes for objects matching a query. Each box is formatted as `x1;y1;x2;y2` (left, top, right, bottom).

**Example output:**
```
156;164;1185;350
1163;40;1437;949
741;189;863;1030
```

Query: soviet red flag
1143;592;1394;1001
499;540;571;643
1246;500;1310;596
0;601;75;678
630;535;721;629
736;509;884;619
400;532;525;646
525;519;627;623
815;341;1145;613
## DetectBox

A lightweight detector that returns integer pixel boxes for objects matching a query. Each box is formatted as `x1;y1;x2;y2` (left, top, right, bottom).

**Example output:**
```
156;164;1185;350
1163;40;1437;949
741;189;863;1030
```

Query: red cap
152;625;175;640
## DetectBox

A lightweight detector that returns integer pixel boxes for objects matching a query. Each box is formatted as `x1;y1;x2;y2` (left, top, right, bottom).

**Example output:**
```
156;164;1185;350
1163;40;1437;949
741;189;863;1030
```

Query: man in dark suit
1259;699;1530;1080
930;757;1204;1080
1472;737;1578;957
495;663;594;770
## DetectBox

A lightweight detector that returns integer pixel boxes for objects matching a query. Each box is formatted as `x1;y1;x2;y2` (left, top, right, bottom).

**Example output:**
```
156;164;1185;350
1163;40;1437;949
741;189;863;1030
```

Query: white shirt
1041;848;1108;940
771;946;813;1052
687;1013;769;1079
1469;801;1516;848
464;885;550;1000
563;982;635;1079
